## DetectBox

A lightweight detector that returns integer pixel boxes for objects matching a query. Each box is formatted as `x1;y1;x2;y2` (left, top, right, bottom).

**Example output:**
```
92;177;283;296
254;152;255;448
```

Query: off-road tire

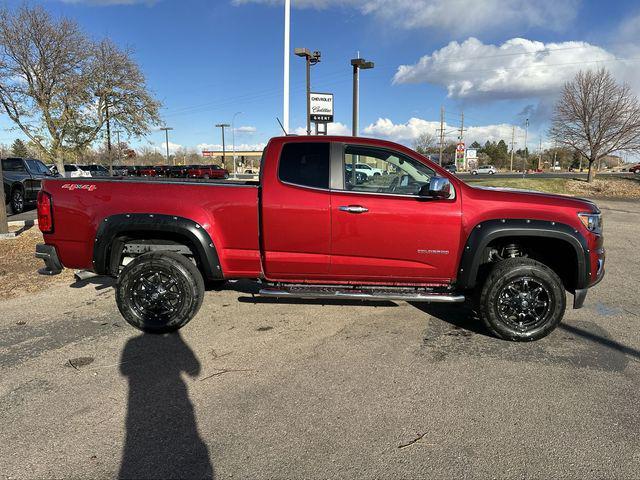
116;251;205;333
478;258;566;341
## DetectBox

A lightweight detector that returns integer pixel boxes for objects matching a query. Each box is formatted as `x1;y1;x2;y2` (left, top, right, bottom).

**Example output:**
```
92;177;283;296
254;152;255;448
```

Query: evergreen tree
11;138;28;157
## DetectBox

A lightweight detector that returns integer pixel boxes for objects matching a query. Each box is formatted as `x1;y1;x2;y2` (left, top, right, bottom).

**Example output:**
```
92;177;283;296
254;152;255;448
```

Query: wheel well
481;236;579;292
108;231;204;277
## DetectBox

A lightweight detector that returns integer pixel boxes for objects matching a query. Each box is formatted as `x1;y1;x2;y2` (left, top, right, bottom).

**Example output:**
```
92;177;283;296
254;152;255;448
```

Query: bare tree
413;132;437;155
0;5;161;175
550;68;640;182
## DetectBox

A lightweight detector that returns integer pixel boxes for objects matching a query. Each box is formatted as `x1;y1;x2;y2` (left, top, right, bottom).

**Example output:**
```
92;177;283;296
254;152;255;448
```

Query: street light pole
351;56;374;137
159;127;174;165
232;111;242;177
216;123;230;169
295;48;321;135
522;118;529;179
283;0;290;133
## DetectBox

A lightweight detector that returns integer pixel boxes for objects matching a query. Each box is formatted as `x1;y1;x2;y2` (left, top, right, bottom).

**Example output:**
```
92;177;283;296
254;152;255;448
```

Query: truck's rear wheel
478;258;565;341
116;251;205;333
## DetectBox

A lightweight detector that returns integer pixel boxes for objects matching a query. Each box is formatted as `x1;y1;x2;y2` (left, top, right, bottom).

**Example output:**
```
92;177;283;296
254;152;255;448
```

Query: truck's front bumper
35;244;63;276
573;252;605;309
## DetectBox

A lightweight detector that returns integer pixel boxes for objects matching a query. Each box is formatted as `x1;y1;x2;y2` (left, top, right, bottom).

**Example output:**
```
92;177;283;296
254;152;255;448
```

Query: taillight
37;191;54;233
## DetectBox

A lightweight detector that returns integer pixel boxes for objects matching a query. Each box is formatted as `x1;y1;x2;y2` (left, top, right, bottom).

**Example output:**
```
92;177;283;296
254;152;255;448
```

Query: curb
8;219;38;228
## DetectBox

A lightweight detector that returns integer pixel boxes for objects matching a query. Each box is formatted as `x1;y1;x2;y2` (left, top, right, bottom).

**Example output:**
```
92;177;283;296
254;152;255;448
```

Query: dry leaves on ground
0;228;74;300
566;178;640;198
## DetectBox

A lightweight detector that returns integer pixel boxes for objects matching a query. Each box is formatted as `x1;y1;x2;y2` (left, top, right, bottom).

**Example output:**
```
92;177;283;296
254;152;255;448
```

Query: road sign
309;92;334;123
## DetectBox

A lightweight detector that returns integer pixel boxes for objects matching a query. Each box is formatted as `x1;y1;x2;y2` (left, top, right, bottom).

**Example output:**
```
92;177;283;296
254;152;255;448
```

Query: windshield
26;159;52;175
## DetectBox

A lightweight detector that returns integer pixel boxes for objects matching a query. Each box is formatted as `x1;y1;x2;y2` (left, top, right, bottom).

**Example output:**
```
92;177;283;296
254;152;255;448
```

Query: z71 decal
62;183;97;192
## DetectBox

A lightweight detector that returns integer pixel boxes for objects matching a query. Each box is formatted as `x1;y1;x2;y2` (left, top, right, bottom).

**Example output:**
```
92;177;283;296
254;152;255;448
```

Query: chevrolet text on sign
309;92;334;123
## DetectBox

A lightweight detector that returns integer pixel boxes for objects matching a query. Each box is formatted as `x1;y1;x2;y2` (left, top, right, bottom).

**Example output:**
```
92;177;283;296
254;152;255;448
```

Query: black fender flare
93;213;223;280
456;219;590;290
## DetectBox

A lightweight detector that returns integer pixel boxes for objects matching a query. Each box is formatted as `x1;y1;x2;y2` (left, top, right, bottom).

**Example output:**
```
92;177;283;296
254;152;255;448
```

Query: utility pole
510;125;515;172
232;111;242;177
538;137;543;170
283;0;290;133
351;55;374;137
114;129;122;169
105;101;112;175
216;123;230;169
522;118;529;179
159;127;173;165
295;48;321;135
0;159;8;235
438;105;445;166
458;111;465;170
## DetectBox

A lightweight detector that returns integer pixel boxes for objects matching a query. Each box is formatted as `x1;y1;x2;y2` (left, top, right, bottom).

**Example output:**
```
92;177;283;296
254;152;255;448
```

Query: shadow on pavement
411;301;491;336
119;332;214;479
559;323;640;360
69;275;115;291
413;301;640;361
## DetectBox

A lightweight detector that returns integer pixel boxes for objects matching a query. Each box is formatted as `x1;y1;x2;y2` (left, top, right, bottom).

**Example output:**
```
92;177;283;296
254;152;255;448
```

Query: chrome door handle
339;205;369;214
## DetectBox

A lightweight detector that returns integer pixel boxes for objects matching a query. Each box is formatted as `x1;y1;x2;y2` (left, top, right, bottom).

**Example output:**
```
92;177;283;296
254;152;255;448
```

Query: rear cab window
278;142;329;189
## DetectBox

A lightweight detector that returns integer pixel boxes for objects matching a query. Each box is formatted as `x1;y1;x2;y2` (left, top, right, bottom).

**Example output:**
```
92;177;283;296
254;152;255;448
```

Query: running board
258;286;465;303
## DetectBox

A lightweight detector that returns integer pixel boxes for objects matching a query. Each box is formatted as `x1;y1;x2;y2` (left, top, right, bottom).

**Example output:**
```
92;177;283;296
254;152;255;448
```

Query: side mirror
419;176;451;199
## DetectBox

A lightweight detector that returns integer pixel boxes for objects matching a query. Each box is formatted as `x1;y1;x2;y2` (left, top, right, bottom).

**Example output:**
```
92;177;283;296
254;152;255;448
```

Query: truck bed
41;177;262;278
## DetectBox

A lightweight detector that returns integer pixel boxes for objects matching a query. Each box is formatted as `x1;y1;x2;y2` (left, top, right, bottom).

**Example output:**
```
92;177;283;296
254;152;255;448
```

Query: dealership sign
309;92;334;123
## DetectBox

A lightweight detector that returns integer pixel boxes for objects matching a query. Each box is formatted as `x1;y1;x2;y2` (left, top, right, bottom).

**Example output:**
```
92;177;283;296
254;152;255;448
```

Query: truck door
329;143;462;283
260;141;332;280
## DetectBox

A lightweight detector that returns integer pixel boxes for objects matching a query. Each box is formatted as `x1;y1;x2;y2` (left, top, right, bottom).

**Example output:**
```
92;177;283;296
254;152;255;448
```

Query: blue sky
2;0;640;156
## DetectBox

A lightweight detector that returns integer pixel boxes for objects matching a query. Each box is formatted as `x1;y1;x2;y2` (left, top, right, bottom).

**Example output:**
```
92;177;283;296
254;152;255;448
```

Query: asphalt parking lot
1;199;639;479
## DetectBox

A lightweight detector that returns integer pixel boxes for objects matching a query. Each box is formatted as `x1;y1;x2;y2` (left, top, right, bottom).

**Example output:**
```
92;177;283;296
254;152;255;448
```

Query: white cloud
293;121;351;136
151;141;182;154
235;126;257;133
196;142;266;152
234;0;578;33
393;37;628;101
363;117;527;147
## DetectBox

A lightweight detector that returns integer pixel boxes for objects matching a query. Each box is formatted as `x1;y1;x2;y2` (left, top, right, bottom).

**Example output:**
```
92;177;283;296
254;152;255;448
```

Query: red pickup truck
187;165;229;179
35;136;605;341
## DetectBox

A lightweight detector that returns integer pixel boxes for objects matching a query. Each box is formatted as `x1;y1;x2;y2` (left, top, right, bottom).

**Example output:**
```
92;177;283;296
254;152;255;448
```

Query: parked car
354;162;383;178
444;163;457;174
81;164;110;177
344;164;367;185
138;166;158;177
187;165;229;179
471;165;497;175
112;166;129;177
2;157;56;214
154;165;171;177
169;165;192;178
629;164;640;174
36;135;605;342
61;164;92;178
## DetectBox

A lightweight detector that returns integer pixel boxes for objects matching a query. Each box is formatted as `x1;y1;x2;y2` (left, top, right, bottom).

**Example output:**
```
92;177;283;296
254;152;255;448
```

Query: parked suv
2;157;55;214
471;165;497;175
354;163;383;178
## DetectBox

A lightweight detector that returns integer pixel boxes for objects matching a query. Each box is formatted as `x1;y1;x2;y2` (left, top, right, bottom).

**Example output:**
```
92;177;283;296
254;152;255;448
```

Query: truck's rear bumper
35;244;63;276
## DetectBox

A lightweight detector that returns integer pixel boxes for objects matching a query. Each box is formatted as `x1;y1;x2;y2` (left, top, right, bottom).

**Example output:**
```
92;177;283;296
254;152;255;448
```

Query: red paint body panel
41;180;261;278
41;135;603;290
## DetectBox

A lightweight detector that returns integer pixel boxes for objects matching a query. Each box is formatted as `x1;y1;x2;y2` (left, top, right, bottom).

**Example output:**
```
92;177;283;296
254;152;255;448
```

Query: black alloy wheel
478;257;566;341
11;188;24;214
116;251;204;333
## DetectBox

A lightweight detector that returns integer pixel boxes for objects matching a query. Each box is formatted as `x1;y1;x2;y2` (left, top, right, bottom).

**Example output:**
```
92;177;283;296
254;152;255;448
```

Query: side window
278;142;329;189
343;146;434;195
2;159;26;172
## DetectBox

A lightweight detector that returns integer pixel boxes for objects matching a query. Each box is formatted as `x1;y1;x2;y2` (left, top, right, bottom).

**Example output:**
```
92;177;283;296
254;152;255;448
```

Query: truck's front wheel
116;251;205;333
478;258;566;341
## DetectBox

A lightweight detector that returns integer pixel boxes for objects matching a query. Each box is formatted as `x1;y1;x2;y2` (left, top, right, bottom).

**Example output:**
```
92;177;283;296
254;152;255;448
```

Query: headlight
578;212;602;234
